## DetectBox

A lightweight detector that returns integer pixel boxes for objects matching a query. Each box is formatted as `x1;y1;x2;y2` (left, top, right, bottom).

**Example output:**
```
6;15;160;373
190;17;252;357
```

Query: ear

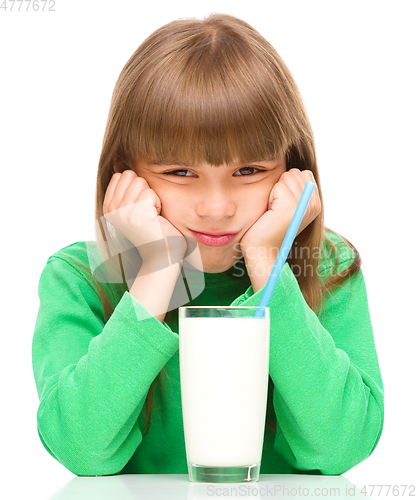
113;149;131;174
113;164;127;174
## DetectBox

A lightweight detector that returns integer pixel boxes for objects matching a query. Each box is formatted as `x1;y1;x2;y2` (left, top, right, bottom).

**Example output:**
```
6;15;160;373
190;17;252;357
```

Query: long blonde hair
69;13;361;437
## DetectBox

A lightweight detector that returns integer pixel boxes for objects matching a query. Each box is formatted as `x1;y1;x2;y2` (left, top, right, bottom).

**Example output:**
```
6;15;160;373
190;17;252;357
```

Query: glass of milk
179;306;270;483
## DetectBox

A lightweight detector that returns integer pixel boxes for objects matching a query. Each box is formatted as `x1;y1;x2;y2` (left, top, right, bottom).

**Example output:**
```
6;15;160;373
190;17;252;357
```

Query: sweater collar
200;255;249;286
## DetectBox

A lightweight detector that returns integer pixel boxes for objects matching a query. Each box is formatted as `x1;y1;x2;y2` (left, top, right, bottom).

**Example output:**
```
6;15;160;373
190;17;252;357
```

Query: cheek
249;186;270;212
240;197;268;228
159;193;185;218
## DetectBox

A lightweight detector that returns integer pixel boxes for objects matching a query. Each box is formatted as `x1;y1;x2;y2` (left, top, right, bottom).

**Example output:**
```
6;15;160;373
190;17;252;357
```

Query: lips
189;229;238;247
194;231;238;236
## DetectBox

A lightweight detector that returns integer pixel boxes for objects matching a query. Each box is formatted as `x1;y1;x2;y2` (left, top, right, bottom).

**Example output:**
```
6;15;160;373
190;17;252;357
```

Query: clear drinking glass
179;306;270;483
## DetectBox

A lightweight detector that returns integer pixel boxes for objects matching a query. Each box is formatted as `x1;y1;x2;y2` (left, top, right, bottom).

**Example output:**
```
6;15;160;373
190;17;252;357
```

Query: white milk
179;315;270;467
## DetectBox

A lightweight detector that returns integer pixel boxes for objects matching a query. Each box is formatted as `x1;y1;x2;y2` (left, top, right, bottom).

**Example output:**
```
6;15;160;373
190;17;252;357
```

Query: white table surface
46;473;368;499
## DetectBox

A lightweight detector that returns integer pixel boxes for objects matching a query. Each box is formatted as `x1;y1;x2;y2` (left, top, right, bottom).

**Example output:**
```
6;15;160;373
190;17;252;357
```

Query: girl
32;13;384;477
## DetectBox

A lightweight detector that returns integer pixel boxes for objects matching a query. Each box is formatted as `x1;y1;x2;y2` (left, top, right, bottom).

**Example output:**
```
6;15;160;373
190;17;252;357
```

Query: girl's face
133;156;287;273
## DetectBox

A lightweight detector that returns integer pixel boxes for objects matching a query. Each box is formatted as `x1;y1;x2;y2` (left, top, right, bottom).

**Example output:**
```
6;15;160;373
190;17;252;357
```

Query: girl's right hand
103;170;187;267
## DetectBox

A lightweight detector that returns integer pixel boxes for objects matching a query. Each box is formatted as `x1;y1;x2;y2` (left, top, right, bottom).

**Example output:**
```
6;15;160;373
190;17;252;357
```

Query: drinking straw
253;181;316;318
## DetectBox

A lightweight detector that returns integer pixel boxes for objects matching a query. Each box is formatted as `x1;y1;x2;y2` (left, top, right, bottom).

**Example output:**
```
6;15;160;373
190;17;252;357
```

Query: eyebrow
149;158;278;168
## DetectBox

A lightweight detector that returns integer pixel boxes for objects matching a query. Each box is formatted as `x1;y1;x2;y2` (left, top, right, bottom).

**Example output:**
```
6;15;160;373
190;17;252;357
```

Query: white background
1;1;416;499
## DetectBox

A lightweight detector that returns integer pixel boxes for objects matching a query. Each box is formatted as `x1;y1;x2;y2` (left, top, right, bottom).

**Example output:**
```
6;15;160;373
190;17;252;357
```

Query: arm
32;255;180;476
129;260;184;323
230;260;384;475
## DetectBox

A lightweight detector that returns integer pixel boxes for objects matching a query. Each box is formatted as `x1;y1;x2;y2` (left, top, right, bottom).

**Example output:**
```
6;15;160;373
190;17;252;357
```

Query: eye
233;166;266;176
163;169;195;177
162;166;266;177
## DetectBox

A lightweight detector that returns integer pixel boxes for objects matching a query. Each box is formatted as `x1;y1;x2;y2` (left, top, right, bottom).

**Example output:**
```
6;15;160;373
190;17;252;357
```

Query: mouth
188;229;239;247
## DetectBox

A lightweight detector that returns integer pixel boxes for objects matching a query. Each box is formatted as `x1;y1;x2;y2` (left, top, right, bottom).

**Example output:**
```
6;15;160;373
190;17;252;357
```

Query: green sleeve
32;256;179;476
230;262;384;475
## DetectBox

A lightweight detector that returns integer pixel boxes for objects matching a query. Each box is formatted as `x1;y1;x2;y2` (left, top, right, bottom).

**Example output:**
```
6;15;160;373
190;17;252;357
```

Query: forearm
231;261;384;474
129;260;184;323
36;289;180;476
33;255;182;476
244;256;276;293
269;300;383;474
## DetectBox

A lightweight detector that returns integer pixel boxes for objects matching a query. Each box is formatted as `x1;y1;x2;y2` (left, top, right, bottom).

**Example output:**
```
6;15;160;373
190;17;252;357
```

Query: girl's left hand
240;168;321;260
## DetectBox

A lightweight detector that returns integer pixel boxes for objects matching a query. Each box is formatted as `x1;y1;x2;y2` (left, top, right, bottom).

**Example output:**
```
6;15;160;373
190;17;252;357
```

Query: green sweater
32;230;384;477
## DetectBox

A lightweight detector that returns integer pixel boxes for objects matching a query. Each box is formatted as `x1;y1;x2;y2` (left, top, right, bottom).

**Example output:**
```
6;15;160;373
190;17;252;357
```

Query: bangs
118;21;302;167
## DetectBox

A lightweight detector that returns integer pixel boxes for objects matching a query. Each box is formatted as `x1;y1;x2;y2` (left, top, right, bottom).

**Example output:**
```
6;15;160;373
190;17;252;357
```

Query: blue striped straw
253;181;316;318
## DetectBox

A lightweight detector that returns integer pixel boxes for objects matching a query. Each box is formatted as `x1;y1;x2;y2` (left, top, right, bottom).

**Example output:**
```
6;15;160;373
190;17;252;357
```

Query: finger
301;169;316;184
282;170;317;222
136;187;162;213
300;170;321;219
300;170;319;195
120;176;151;208
109;170;141;210
103;173;122;213
268;179;292;210
279;170;305;199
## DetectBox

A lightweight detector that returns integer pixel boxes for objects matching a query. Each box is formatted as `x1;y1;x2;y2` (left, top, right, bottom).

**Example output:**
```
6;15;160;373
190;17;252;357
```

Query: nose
194;188;236;219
